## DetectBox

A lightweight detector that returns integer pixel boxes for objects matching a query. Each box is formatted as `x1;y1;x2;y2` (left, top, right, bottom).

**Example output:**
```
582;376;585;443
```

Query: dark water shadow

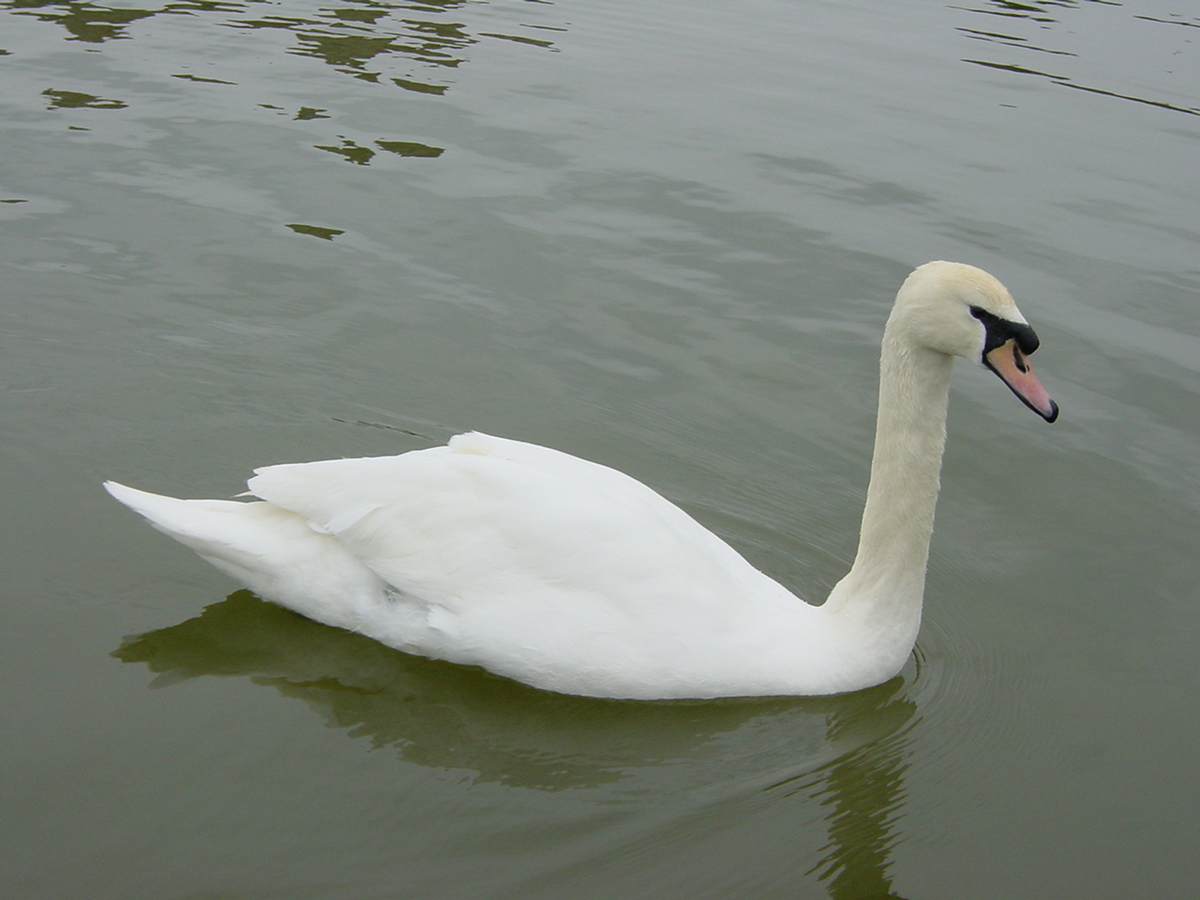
2;0;557;88
115;590;921;896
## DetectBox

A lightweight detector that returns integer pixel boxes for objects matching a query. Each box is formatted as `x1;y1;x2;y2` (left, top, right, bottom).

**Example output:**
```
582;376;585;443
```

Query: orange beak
984;339;1059;422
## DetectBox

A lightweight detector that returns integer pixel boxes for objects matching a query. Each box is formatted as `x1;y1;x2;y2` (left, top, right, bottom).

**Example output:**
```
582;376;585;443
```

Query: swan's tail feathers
104;481;285;565
103;481;385;631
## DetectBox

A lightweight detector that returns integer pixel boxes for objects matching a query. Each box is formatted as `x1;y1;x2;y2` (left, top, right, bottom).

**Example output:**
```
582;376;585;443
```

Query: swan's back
250;432;747;601
242;433;812;697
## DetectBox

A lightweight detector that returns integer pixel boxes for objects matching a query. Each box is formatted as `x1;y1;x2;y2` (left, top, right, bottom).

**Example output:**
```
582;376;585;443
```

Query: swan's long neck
824;324;953;647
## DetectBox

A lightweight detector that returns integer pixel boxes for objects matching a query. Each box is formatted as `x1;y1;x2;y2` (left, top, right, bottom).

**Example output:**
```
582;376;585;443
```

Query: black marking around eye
970;306;1040;356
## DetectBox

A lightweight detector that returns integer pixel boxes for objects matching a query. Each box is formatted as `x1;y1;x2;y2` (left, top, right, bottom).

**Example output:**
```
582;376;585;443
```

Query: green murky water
3;1;1198;897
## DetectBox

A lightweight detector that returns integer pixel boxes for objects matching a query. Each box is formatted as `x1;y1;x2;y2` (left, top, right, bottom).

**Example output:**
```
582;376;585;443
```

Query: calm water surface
2;1;1198;897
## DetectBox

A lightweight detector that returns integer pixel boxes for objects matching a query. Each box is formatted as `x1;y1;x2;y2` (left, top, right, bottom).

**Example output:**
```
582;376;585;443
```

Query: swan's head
891;261;1059;422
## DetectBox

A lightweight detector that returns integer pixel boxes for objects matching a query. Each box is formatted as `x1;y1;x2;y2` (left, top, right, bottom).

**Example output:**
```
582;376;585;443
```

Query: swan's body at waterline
106;261;1057;699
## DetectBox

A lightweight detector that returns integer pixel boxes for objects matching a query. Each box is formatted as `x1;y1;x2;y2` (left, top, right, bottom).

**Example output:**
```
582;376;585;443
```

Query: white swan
106;261;1057;699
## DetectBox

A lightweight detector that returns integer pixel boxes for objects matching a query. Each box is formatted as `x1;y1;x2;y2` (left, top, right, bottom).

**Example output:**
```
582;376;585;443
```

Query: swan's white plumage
106;261;1056;699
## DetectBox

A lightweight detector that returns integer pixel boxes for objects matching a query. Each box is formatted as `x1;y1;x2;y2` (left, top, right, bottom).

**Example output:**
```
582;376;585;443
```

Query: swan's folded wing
244;433;765;621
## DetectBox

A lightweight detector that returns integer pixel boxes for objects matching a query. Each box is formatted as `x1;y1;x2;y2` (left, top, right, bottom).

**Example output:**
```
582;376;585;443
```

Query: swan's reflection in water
795;696;915;899
116;591;919;897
